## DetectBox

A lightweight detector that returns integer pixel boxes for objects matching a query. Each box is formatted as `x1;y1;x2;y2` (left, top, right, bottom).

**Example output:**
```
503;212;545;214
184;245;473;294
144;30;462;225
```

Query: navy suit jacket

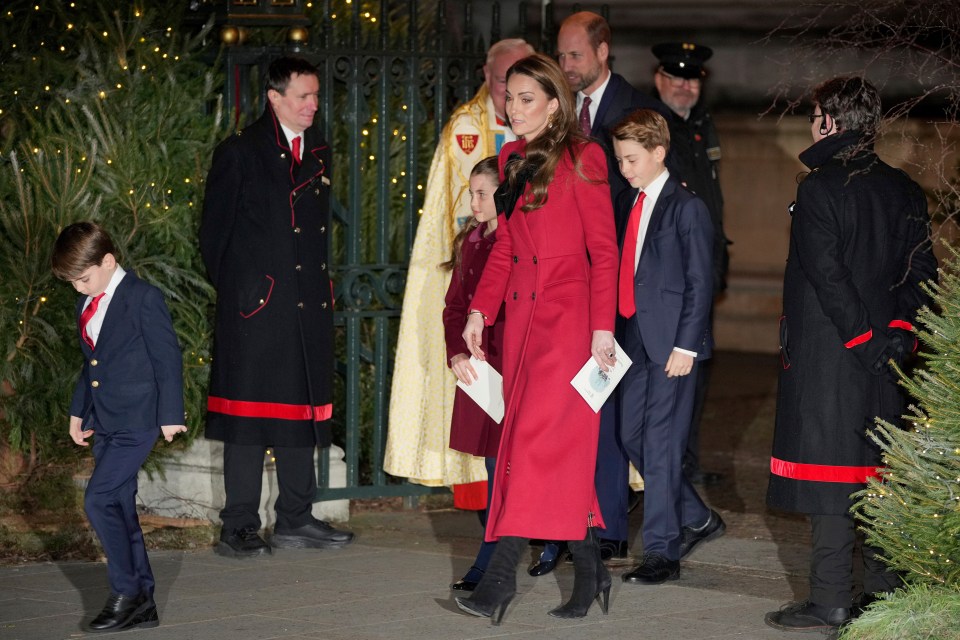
592;73;672;201
616;175;714;364
70;272;184;432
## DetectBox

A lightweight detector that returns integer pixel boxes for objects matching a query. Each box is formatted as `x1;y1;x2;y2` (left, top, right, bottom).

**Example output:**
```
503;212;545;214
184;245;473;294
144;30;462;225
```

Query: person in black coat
652;42;731;488
200;57;353;558
555;10;673;564
764;76;937;633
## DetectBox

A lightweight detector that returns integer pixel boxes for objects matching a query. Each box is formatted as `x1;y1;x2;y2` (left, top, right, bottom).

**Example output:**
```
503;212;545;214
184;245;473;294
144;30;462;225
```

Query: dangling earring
547;114;553;129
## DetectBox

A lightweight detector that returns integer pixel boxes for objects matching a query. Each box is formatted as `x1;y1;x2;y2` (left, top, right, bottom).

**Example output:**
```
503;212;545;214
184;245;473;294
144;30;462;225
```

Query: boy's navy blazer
70;271;184;432
615;174;714;364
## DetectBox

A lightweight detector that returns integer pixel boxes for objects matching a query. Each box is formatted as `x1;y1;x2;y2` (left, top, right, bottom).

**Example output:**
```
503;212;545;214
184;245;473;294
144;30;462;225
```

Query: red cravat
291;135;301;164
80;292;105;349
578;96;592;137
618;192;646;318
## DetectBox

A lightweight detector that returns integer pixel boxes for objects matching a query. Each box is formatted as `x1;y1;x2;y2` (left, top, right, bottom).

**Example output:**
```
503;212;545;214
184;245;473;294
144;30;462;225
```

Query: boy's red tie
618;192;646;318
80;293;105;349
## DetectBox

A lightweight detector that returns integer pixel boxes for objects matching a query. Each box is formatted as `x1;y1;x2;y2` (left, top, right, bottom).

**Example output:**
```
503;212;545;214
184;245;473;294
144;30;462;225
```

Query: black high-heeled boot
455;536;527;625
548;528;611;618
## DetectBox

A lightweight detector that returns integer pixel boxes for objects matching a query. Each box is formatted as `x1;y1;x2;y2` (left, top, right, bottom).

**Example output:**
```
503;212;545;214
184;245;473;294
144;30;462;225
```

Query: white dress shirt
81;265;127;347
280;122;302;161
576;69;612;129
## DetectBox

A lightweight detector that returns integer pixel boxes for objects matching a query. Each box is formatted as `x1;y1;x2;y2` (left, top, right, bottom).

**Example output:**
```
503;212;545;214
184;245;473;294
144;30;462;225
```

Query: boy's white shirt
631;168;669;267
81;265;127;347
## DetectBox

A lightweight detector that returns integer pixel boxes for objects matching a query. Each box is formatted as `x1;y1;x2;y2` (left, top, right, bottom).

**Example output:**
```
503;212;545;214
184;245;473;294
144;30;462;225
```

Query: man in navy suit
53;222;187;632
556;11;671;562
609;110;725;584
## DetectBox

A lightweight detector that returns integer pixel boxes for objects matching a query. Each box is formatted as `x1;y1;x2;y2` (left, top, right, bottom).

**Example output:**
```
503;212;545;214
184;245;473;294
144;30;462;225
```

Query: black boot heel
455;592;514;625
548;529;612;619
598;582;611;614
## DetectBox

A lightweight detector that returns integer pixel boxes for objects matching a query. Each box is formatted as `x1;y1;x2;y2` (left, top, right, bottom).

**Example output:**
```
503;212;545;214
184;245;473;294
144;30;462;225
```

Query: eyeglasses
808;113;825;123
657;69;701;88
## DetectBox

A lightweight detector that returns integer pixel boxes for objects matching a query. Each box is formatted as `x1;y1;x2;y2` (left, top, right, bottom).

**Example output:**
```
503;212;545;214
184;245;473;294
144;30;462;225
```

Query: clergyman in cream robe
384;84;513;486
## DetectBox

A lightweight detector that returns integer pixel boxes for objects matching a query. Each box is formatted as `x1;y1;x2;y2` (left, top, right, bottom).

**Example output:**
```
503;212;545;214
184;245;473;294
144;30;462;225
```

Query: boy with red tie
52;222;187;632
610;110;725;585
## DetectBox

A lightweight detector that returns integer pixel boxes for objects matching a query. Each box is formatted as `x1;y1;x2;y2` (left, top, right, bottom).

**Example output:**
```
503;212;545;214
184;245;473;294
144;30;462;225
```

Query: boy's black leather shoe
86;593;145;632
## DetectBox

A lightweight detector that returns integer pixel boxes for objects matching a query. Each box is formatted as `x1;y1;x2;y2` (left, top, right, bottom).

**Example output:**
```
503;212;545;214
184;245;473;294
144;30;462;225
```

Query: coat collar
799;130;872;170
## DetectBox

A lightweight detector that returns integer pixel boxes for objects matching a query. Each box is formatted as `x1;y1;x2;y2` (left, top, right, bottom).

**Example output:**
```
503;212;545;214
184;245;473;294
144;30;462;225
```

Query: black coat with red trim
766;131;936;515
200;105;334;448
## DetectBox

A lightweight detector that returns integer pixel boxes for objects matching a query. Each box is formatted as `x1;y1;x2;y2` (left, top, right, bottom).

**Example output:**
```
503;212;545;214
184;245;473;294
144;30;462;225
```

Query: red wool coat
470;139;618;542
443;222;504;458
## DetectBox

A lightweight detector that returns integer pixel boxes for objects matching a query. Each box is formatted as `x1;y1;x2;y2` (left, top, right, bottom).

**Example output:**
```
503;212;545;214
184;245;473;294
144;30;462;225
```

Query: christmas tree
842;247;960;639
0;0;222;481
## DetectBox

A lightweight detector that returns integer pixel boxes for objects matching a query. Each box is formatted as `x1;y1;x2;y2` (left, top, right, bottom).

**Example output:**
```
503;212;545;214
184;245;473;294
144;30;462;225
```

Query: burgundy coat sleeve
442;266;470;363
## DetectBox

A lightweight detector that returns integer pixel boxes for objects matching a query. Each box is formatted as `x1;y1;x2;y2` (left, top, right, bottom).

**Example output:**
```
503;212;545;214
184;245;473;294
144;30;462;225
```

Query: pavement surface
0;352;819;640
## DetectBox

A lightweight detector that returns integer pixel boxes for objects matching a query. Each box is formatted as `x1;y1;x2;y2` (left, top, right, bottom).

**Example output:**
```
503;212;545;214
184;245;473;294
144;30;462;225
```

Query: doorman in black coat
200;57;353;558
556;10;673;564
764;76;937;633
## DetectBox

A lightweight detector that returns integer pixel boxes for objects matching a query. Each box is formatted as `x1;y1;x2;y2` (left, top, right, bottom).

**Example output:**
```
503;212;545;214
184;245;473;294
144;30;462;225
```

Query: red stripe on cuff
208;396;332;422
888;320;913;332
844;329;873;349
770;457;882;483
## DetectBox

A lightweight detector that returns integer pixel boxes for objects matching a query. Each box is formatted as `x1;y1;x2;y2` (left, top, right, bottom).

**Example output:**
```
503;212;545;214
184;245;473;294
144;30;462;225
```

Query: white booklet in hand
456;356;505;424
570;339;633;413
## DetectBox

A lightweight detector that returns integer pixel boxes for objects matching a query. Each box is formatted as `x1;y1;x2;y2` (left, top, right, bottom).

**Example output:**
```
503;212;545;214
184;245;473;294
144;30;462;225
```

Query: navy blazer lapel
639;177;678;257
96;272;136;351
593;73;623;131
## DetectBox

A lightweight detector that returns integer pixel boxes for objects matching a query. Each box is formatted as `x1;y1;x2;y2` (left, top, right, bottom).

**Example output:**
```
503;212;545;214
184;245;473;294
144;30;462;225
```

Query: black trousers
810;513;900;608
219;442;317;531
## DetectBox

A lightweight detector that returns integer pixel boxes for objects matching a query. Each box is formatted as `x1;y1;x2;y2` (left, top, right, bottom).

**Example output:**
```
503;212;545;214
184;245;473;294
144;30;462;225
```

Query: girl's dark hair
441;156;500;272
504;53;590;212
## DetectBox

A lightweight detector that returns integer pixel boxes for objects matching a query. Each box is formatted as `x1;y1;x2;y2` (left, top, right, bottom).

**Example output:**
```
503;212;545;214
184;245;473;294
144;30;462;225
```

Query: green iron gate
198;0;607;501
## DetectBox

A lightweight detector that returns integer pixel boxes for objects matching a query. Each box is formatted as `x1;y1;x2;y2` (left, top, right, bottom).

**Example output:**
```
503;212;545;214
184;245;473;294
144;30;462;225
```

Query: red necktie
578;96;592;137
618;192;646;318
292;135;301;164
80;293;105;349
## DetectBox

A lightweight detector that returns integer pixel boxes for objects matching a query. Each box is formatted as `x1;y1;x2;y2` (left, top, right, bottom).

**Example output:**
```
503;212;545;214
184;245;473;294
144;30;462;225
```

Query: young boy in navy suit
609;110;725;586
52;222;187;632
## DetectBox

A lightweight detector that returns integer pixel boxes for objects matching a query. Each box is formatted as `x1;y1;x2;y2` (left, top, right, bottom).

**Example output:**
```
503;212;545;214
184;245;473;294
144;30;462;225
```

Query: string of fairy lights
4;1;427;369
2;3;205;365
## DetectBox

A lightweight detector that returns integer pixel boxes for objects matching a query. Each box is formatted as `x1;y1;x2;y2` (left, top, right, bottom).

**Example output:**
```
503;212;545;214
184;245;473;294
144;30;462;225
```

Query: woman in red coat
455;53;619;624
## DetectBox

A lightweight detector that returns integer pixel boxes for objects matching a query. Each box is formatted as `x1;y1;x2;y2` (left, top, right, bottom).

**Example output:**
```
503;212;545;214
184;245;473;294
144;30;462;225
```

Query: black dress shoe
122;597;159;630
679;509;726;559
528;542;566;576
216;526;272;558
86;593;147;632
764;600;851;631
598;538;628;561
451;566;484;591
271;518;354;549
622;552;680;584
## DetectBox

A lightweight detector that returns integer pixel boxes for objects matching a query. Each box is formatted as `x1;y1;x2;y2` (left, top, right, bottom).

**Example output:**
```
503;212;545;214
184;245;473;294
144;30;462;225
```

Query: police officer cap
652;42;712;79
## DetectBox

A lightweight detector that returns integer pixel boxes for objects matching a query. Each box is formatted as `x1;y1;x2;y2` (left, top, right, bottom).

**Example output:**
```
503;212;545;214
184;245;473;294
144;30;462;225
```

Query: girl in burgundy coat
443;157;504;591
455;53;619;625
